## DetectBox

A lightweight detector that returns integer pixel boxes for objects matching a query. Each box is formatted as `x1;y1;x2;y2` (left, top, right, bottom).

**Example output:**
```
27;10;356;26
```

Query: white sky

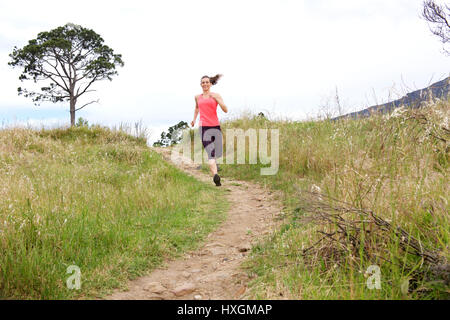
1;0;449;142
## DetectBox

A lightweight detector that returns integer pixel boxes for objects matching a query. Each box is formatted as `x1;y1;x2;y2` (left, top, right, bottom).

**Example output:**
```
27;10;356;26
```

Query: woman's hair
201;74;223;85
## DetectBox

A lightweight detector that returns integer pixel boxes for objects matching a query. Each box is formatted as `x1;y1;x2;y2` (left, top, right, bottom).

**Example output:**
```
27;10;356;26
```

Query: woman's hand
191;120;195;127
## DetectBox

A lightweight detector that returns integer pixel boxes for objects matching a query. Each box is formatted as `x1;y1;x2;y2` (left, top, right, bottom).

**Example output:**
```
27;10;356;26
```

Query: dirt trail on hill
105;147;283;300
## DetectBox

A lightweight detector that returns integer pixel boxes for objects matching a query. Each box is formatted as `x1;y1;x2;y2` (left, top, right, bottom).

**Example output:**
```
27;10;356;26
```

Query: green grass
212;101;449;300
0;125;228;299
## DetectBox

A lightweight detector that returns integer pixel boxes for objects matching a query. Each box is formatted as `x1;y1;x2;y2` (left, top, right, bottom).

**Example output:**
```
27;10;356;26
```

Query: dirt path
105;147;283;300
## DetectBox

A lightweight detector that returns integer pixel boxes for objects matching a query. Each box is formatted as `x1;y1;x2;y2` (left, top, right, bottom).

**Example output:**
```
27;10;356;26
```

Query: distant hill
334;77;450;120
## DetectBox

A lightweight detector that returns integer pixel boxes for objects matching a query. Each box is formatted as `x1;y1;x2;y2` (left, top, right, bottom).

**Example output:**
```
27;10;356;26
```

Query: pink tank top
197;94;220;126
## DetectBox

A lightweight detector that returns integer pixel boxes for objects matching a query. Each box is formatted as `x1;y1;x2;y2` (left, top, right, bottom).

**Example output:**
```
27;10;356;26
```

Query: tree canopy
422;0;450;55
153;121;189;147
8;23;124;126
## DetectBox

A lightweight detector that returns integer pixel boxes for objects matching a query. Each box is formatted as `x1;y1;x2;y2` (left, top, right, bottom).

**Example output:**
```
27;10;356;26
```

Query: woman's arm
212;93;228;113
191;96;199;127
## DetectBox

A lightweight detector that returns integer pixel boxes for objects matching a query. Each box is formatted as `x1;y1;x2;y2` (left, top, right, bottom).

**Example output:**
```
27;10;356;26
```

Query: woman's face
201;77;211;91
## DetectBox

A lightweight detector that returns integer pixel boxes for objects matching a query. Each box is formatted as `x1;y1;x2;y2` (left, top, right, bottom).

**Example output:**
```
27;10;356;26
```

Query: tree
153;121;189;147
422;0;450;55
8;23;124;126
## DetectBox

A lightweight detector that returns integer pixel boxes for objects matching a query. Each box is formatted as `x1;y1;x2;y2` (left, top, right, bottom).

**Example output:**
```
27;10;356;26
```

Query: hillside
1;100;448;300
218;99;449;299
0;125;227;299
334;77;450;120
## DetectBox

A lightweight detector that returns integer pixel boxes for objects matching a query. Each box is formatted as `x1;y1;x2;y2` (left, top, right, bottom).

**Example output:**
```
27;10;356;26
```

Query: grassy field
0;125;228;299
212;100;449;299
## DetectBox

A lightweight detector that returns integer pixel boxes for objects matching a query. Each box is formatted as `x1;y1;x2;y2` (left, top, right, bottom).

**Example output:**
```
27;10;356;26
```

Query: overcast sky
1;0;449;142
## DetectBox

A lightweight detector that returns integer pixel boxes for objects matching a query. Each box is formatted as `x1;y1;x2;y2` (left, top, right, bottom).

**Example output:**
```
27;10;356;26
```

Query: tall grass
218;100;449;299
0;125;227;299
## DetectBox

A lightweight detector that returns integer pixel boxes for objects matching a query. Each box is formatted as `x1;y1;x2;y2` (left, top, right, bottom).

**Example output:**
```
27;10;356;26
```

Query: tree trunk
70;97;76;127
69;79;76;126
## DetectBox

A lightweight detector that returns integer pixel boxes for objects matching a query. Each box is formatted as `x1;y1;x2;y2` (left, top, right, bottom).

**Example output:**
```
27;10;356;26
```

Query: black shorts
199;126;223;159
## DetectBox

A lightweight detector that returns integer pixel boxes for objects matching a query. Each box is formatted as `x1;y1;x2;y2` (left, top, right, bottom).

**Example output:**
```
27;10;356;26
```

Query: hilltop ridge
334;76;450;120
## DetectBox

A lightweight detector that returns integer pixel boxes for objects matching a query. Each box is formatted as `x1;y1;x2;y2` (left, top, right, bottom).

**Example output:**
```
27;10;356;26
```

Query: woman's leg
208;158;218;176
201;126;221;185
209;144;221;186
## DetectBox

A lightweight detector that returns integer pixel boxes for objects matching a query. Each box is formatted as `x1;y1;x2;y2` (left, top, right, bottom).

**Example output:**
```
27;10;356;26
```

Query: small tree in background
8;23;124;126
422;0;450;55
153;121;189;147
75;117;89;127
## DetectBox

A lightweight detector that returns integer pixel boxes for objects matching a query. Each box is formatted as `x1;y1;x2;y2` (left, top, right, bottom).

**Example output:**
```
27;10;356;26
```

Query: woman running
191;74;228;186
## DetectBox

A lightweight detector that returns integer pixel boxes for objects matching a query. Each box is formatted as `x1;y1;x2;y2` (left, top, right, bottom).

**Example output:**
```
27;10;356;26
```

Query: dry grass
0;125;227;299
219;99;449;299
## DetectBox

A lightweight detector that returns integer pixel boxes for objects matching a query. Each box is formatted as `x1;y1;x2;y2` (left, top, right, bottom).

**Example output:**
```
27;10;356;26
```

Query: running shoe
213;174;221;186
